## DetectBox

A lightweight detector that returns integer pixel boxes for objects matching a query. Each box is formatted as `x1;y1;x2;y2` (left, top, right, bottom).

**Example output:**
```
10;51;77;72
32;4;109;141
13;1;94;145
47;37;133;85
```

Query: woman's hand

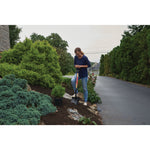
75;65;81;68
75;65;88;68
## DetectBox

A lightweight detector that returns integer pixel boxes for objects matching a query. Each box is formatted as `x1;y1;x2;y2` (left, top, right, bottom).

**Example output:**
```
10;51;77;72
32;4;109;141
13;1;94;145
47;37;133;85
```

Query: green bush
39;74;55;88
0;74;56;125
14;69;41;85
0;63;20;77
0;38;32;65
0;39;62;88
51;85;65;98
21;40;62;84
0;63;56;88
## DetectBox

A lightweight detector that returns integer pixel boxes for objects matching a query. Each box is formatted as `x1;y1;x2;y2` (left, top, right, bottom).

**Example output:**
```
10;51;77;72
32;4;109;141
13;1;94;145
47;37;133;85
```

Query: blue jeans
71;74;88;102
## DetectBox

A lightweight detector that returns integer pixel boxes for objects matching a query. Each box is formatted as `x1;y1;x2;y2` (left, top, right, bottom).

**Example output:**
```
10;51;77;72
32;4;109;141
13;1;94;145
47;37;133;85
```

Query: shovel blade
71;97;80;105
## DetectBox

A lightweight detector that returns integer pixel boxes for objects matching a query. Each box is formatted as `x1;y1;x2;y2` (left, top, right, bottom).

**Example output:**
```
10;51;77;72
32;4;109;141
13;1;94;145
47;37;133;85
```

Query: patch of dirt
31;85;102;125
62;84;74;95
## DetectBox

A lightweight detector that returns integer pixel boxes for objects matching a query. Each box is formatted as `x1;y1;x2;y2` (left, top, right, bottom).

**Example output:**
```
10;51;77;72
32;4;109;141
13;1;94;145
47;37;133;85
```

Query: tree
30;33;45;42
9;25;22;48
46;33;68;51
99;55;104;75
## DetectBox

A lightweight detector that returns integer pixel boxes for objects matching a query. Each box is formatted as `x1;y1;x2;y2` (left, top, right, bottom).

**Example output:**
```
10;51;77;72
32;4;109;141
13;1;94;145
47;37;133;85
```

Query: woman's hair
74;47;84;55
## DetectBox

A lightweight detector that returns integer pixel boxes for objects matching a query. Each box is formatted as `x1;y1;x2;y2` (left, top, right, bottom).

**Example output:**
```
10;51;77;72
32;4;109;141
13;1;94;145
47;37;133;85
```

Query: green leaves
79;117;97;125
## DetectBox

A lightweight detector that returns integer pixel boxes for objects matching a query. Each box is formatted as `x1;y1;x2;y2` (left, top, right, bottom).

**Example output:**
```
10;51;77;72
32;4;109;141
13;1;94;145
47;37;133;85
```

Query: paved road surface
95;76;150;125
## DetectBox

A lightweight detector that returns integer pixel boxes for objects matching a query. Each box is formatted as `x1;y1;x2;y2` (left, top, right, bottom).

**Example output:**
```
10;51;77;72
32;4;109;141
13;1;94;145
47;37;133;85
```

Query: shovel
71;69;80;105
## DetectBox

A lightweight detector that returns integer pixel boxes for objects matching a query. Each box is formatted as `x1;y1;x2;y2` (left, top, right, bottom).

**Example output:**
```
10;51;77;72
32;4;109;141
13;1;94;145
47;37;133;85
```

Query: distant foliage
0;39;62;88
0;74;56;125
99;25;150;85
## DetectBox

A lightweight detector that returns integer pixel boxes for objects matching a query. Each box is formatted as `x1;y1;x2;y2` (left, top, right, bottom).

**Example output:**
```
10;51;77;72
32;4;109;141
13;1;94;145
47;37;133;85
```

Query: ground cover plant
0;74;56;125
0;39;62;88
79;117;97;125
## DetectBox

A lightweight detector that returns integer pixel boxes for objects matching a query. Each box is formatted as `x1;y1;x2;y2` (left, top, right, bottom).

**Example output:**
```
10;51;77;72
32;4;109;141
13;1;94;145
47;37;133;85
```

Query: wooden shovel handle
76;73;79;89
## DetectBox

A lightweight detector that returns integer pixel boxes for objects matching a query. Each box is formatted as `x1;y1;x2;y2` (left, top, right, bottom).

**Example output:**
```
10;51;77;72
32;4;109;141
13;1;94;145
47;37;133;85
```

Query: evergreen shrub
0;74;56;125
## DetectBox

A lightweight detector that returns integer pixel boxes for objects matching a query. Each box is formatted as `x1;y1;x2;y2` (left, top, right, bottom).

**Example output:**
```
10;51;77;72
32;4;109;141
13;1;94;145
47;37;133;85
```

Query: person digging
71;47;91;106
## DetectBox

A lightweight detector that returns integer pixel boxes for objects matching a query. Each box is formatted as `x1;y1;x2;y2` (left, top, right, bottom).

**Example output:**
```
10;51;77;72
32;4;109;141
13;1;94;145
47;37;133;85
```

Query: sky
19;25;128;62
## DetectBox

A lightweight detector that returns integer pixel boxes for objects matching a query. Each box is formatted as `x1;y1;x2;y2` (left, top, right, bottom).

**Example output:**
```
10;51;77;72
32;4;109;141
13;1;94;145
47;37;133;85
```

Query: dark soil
31;85;102;125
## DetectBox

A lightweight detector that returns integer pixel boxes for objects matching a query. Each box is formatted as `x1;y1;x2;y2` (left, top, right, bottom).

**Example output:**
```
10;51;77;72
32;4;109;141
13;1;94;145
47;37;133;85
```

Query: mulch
30;85;102;125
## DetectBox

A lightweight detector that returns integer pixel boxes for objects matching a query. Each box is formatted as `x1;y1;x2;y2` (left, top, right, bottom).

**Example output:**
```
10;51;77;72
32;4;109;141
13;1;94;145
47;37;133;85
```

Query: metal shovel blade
71;97;80;105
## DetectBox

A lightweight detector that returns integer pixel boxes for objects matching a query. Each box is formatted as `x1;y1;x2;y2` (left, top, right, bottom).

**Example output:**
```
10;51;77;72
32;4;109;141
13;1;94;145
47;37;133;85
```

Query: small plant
51;85;65;106
79;117;97;125
51;85;65;98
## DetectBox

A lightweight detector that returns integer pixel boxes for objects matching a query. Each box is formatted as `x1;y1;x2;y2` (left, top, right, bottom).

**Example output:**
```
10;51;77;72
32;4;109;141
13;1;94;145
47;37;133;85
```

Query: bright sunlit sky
19;25;128;62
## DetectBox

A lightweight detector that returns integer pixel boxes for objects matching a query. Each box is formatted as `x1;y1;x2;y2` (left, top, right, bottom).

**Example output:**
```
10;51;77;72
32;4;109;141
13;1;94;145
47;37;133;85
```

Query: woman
71;47;91;106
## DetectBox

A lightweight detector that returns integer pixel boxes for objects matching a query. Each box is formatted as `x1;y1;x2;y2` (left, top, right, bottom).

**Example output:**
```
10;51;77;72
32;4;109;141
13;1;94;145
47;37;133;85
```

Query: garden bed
31;85;102;125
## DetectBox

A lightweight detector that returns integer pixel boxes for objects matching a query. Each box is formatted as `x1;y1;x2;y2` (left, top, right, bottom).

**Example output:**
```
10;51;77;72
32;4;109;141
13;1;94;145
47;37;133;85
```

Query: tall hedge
99;25;150;85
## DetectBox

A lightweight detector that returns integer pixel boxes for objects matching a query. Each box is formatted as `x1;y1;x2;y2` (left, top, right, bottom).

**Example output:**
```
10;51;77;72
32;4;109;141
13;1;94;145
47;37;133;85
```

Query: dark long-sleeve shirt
74;55;91;78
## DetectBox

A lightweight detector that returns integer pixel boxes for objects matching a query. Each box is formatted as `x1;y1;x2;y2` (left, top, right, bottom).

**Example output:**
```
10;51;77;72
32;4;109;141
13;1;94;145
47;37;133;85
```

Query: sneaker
83;102;87;106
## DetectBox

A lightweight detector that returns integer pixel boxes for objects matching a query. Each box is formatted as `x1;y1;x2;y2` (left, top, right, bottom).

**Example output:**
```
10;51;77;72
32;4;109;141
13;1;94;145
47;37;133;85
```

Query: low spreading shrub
51;85;65;98
0;74;56;125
